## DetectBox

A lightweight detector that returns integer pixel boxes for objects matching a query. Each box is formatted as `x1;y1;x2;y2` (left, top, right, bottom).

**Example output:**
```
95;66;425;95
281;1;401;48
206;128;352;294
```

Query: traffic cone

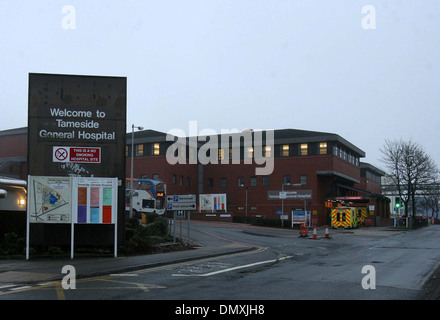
324;225;330;239
312;226;318;239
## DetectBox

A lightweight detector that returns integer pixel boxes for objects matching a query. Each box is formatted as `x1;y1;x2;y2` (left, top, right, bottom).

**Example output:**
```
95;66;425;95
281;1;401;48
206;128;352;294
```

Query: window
187;177;191;188
126;146;129;157
250;176;257;187
153;143;160;155
238;177;245;187
172;174;176;185
207;178;214;188
283;175;291;185
180;175;183;186
319;142;327;155
262;176;270;187
135;144;144;156
300;175;308;186
282;145;289;157
263;146;272;157
218;148;225;161
153;174;159;180
300;144;308;156
247;147;254;159
221;177;227;188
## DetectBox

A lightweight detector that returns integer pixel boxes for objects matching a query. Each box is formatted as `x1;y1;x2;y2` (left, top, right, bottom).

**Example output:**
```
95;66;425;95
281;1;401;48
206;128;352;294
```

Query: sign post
168;195;196;244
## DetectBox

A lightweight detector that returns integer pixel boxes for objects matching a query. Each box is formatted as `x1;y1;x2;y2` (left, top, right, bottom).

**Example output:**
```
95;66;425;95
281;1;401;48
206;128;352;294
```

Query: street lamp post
130;124;144;219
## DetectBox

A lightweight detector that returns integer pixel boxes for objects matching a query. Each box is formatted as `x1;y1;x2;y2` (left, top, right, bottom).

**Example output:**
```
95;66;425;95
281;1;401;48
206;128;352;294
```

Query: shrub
0;232;25;256
120;216;170;255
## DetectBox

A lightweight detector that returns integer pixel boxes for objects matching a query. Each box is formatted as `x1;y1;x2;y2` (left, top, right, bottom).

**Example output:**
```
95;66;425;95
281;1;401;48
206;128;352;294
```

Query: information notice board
72;177;117;224
26;176;118;259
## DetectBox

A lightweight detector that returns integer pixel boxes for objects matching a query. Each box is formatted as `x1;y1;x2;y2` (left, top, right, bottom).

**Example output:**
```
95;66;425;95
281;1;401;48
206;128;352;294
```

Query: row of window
127;141;360;167
216;143;327;159
207;175;308;189
333;145;360;166
126;143;160;157
172;174;191;188
127;142;322;158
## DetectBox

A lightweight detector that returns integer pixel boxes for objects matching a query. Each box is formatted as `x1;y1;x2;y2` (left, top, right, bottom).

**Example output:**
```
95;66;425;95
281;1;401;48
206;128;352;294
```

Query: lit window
153;143;160;155
319;142;327;155
247;147;254;159
136;144;144;156
282;145;289;157
300;144;308;156
264;146;272;157
218;148;225;160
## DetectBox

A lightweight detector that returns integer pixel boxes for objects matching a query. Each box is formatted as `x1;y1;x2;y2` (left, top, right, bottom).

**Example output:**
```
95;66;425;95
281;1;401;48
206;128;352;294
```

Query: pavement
0;223;408;287
0;227;256;287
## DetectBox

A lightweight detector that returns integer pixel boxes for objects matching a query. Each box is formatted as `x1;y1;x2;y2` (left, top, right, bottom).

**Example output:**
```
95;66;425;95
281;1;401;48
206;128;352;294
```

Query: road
1;221;440;302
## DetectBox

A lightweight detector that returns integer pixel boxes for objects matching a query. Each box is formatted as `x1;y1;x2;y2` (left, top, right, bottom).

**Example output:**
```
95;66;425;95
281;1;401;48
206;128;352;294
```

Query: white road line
0;285;16;290
199;259;277;277
110;273;139;277
38;281;57;286
172;256;292;277
10;286;32;291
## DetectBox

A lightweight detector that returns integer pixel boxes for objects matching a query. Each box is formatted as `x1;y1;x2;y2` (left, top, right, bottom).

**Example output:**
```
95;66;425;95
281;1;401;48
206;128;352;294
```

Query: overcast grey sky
0;1;439;169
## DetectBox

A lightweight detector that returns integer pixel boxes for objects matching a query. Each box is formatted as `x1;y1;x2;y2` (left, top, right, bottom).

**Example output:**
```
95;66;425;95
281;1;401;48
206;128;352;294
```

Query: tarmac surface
0;224;256;287
0;223;438;301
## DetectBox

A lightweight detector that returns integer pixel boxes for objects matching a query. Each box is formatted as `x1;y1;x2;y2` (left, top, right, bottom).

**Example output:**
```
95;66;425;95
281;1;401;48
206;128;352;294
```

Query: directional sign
167;194;196;211
167;194;196;203
167;203;197;211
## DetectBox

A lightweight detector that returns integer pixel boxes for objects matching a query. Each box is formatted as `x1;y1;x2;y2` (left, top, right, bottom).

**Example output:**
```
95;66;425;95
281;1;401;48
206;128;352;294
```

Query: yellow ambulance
331;207;360;229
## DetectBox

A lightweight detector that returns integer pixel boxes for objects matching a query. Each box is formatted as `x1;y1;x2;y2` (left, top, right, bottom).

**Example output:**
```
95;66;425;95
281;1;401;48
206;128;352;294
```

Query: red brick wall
0;133;27;158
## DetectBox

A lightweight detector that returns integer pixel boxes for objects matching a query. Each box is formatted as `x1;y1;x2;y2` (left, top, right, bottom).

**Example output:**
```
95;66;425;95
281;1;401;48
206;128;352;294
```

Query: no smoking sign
53;146;101;163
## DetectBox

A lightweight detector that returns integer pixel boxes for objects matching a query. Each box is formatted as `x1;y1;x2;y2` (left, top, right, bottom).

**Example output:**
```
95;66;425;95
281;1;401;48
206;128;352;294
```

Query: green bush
0;232;25;256
139;217;168;237
120;216;170;255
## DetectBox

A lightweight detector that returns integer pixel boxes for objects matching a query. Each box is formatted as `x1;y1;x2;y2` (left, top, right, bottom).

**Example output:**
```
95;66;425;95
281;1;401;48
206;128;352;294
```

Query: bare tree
380;138;438;218
419;175;440;219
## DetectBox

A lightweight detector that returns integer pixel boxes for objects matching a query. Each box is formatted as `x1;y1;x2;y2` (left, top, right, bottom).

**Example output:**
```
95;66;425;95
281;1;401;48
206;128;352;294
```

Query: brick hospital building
0;126;391;226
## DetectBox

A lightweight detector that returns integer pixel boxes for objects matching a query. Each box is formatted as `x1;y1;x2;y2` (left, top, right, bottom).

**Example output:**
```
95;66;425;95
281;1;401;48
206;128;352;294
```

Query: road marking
110;273;139;277
56;283;66;300
172;255;292;277
10;286;32;291
0;285;16;290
